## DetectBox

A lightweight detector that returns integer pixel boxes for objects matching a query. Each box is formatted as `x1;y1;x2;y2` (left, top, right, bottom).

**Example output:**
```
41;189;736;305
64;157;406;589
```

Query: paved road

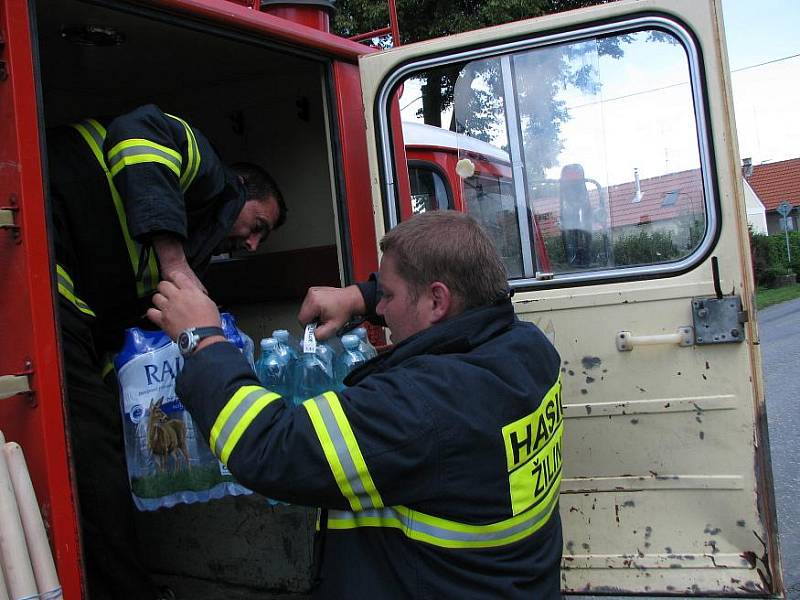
759;297;800;598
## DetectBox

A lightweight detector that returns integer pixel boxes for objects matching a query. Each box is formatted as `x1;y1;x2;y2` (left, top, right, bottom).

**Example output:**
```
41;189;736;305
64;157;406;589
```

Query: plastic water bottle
255;338;271;385
293;324;335;405
257;338;291;400
272;329;299;364
316;340;335;376
354;326;378;360
240;330;256;372
335;334;366;389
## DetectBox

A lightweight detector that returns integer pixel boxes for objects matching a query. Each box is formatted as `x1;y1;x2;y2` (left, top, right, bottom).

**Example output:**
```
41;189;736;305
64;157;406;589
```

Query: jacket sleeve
103;104;227;242
355;273;386;326
177;341;439;509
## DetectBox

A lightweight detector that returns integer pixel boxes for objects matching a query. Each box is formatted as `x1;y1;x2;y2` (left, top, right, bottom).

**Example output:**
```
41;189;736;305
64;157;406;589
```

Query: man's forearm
152;233;187;273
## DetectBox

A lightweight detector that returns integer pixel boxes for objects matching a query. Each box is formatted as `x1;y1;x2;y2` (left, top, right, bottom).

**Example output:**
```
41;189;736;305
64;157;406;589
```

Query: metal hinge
1;195;21;242
0;360;34;403
0;374;31;400
0;32;6;81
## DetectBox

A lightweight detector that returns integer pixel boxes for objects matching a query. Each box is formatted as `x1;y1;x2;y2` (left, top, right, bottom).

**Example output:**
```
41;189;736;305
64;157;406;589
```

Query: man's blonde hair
380;211;508;310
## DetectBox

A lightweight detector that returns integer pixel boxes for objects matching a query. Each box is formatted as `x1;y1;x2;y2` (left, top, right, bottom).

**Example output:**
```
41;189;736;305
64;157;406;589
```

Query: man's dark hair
231;162;287;229
379;210;509;311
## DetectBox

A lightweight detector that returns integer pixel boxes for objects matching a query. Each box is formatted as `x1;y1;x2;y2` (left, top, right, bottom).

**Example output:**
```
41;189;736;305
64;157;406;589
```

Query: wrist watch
177;326;225;357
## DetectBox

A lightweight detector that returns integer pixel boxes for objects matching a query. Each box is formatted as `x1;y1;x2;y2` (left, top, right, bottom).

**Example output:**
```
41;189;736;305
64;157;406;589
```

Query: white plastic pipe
0;551;9;600
3;443;62;599
0;431;37;600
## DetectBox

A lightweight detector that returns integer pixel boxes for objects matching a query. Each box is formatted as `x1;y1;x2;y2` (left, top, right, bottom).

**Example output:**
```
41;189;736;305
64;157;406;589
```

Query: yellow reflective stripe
210;386;280;465
108;138;181;162
72;119;107;165
304;392;384;510
71;120;157;298
304;393;364;512
166;113;200;191
56;265;96;317
328;492;560;549
100;358;114;380
56;264;75;287
326;393;383;509
107;139;182;178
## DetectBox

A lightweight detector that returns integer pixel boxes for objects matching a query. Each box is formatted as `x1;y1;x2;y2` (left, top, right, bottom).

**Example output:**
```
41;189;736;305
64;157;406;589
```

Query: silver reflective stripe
315;394;377;510
328;492;560;547
56;264;96;316
107;143;182;174
81;119;106;155
212;388;265;457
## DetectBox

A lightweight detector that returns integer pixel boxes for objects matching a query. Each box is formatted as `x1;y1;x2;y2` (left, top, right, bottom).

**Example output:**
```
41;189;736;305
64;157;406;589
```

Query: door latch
692;295;747;345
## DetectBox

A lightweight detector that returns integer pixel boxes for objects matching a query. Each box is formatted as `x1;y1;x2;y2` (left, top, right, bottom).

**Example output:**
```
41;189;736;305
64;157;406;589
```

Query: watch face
178;331;193;354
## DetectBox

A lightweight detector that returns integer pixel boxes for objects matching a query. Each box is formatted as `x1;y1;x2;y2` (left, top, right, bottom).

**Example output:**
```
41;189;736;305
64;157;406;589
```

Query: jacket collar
346;297;516;386
185;168;247;273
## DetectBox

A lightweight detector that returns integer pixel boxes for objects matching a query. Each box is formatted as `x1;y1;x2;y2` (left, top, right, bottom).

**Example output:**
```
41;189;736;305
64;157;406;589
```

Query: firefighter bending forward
148;210;564;598
48;104;286;600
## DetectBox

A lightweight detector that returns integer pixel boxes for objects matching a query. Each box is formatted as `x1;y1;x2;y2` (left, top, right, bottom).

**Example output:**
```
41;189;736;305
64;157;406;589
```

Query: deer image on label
147;397;190;472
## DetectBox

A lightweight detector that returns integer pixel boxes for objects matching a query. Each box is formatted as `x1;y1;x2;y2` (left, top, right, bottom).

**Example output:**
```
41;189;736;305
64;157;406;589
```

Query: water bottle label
303;323;318;354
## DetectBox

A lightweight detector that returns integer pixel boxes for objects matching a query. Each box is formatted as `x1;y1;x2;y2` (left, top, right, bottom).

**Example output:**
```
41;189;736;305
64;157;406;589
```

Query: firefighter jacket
177;297;564;599
48;104;245;350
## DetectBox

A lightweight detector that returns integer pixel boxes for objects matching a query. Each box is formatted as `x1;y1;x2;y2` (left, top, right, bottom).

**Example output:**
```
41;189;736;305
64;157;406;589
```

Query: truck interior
35;0;340;594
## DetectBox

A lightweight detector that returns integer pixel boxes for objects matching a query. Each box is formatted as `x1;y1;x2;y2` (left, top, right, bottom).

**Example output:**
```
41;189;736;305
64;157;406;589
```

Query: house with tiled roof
531;167;706;249
744;157;800;234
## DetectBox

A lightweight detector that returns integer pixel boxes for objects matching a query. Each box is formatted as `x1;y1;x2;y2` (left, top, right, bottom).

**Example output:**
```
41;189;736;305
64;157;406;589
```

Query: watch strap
193;326;225;340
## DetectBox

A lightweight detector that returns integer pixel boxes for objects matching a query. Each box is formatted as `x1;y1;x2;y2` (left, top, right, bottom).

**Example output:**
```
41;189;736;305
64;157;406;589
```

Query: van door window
409;162;453;212
389;24;714;286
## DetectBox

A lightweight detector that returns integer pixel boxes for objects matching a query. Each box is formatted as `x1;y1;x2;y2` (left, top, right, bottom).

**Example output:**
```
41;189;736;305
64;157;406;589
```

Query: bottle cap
341;334;359;349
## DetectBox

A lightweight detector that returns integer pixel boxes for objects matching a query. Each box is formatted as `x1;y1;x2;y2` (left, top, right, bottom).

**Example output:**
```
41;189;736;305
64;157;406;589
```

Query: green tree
333;0;617;45
333;0;626;175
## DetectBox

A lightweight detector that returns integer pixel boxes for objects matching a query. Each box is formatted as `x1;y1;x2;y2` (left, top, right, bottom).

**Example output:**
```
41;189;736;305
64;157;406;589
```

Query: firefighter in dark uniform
148;210;563;599
47;104;286;600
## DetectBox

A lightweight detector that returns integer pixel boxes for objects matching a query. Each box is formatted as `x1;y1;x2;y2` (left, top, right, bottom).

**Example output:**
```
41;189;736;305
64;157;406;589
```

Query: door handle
616;327;694;352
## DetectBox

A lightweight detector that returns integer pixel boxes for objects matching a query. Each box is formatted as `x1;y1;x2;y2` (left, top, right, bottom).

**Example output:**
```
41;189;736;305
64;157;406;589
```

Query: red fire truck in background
0;0;783;597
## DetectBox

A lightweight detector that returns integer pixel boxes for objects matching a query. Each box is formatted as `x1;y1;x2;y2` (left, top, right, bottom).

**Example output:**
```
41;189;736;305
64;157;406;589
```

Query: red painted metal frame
0;0;83;597
143;0;370;62
349;0;401;46
332;60;379;283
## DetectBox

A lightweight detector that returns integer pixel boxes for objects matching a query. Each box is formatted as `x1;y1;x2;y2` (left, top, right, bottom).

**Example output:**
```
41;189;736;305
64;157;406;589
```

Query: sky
397;0;799;186
722;0;800;166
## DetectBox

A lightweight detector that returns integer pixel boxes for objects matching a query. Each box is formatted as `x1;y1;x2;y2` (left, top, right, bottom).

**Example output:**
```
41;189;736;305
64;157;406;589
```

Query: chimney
632;168;643;203
742;157;753;178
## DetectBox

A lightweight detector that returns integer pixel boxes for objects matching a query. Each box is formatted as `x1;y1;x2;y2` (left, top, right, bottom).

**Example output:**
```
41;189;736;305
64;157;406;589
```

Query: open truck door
0;0;83;595
358;0;782;595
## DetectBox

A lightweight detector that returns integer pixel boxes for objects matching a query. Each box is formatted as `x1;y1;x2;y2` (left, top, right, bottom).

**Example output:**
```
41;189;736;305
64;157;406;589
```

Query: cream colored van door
358;0;782;595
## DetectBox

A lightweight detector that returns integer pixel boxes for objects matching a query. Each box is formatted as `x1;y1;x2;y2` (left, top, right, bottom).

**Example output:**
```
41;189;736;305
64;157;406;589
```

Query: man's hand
297;285;366;341
152;233;208;294
148;272;222;341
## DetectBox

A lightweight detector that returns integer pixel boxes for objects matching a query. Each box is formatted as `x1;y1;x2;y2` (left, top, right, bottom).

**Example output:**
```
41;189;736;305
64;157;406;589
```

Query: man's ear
429;282;452;324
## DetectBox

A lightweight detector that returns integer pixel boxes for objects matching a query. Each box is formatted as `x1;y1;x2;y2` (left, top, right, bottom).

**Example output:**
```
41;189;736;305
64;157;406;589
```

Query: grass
756;283;800;310
131;463;234;498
